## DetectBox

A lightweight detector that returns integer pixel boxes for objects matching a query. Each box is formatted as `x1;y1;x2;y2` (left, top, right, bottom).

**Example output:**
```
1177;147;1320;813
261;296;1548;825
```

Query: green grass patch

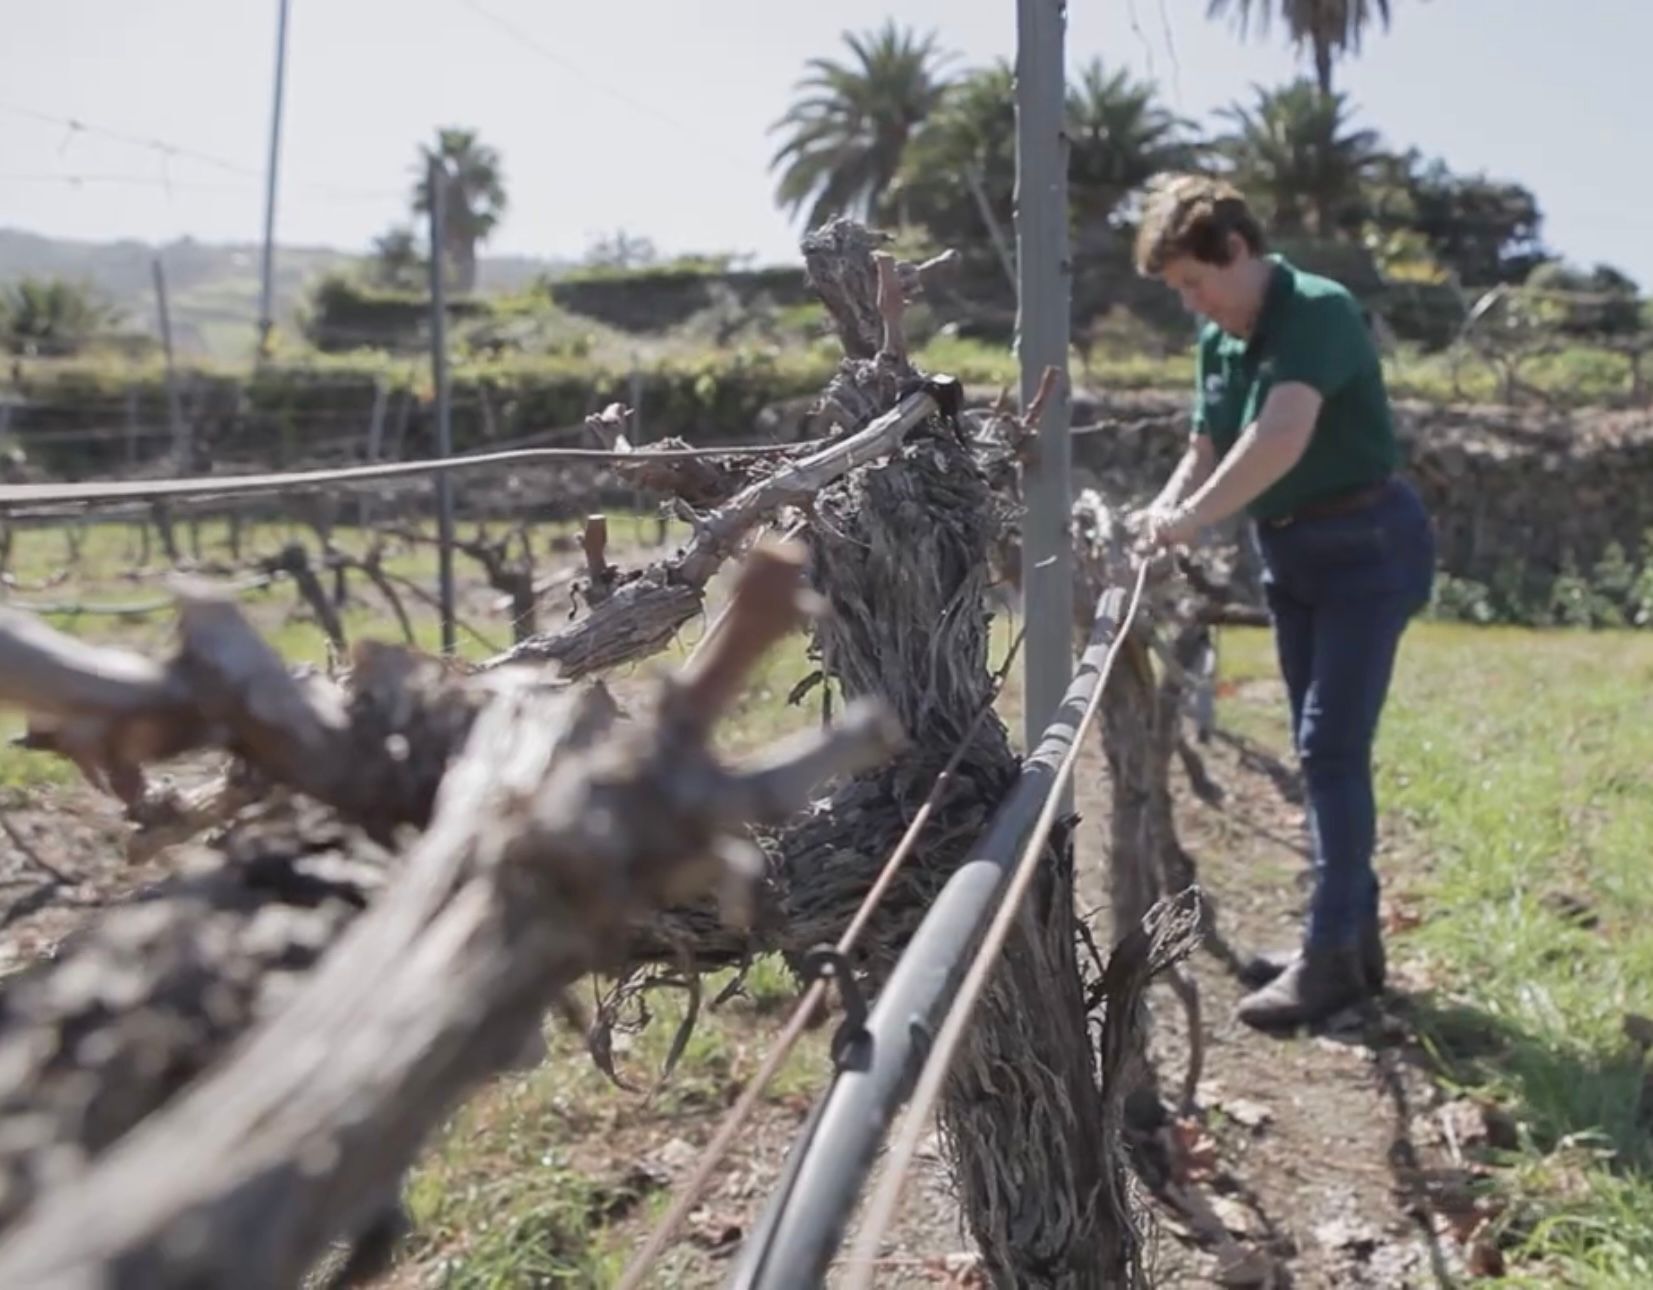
400;957;823;1286
0;715;76;791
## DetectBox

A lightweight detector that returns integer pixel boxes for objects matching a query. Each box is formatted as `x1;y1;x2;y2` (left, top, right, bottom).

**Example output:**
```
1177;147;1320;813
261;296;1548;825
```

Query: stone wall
1065;391;1653;581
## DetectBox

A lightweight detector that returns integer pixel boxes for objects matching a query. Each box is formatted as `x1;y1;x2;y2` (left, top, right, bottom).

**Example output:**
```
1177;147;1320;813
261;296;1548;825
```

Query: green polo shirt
1192;256;1400;521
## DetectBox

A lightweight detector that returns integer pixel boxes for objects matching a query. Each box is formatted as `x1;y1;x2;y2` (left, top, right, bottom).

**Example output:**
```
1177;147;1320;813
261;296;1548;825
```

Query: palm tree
1207;0;1393;95
888;61;1015;250
412;128;507;294
1218;81;1386;237
769;22;953;229
1065;59;1201;229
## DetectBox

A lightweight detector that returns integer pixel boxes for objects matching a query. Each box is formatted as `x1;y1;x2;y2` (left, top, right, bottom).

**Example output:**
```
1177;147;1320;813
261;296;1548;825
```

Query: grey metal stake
1014;0;1074;780
256;0;291;360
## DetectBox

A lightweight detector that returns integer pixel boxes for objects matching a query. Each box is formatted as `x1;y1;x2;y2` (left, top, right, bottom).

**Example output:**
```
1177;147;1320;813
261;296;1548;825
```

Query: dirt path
1111;681;1472;1289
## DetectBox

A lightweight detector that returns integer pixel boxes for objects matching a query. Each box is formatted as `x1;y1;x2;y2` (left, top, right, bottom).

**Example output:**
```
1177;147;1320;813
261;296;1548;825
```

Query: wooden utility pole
1015;0;1074;758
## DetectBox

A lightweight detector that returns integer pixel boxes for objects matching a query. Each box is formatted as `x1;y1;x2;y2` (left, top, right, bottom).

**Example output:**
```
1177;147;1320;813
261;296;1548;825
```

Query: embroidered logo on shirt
1203;373;1225;403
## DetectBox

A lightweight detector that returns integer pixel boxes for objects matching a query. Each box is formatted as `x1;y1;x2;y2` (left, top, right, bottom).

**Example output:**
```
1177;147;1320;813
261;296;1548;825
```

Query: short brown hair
1133;173;1266;276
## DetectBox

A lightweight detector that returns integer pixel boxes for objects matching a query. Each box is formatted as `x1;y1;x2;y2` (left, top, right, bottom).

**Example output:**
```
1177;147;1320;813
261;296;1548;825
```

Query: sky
3;0;1650;288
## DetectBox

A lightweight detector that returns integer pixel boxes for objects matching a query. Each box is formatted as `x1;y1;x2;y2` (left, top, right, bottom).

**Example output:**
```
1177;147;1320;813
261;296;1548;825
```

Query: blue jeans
1255;478;1436;949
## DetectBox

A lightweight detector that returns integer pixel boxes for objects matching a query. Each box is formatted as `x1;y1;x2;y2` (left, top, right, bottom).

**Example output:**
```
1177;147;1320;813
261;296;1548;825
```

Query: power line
0;173;251;194
452;0;756;175
0;170;401;203
0;101;258;177
0;102;401;201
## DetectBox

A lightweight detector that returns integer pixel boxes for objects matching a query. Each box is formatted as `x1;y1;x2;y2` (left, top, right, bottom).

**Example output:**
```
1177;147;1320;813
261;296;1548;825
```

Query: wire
841;560;1154;1288
0;101;258;177
1158;0;1186;108
0;440;811;509
0;171;401;202
452;0;756;175
614;625;1028;1290
0;101;401;200
0;173;250;194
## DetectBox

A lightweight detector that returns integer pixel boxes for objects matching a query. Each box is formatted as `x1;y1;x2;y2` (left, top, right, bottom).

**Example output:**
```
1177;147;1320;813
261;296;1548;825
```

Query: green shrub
1429;538;1653;630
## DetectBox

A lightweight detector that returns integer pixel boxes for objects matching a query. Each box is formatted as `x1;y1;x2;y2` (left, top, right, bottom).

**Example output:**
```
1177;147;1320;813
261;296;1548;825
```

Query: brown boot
1236;941;1375;1030
1237;922;1386;993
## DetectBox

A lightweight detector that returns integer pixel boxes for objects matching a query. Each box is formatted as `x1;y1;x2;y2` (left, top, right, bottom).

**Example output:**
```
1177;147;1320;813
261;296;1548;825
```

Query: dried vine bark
765;219;1133;1288
0;796;395;1234
0;591;487;832
1074;495;1236;1113
262;541;348;653
483;388;938;678
0;546;899;1287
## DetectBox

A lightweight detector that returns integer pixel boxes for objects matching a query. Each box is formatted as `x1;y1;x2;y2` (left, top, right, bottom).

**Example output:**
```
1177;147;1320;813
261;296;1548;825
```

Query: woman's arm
1148;435;1217;512
1148;382;1321;545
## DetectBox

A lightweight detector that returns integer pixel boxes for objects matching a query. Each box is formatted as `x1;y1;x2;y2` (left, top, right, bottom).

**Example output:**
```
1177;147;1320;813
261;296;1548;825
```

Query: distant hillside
0;229;561;360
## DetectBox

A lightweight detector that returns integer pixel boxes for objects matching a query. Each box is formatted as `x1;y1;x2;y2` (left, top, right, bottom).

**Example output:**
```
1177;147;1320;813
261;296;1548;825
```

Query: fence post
1014;0;1074;778
428;157;457;656
256;0;291;360
123;385;139;471
359;377;388;531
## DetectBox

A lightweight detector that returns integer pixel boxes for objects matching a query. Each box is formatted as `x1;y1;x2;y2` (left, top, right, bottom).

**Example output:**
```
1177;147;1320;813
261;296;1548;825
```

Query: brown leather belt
1261;477;1392;529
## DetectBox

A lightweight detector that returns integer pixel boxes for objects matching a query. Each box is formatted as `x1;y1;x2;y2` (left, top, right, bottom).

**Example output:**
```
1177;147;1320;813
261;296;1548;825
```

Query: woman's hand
1131;502;1202;552
1150;503;1203;548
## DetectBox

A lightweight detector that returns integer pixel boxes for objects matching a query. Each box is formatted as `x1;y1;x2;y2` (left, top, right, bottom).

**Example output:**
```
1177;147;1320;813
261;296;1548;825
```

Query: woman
1131;174;1435;1030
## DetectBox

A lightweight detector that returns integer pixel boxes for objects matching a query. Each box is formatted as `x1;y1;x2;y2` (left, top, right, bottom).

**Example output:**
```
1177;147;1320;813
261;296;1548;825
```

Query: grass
0;716;76;792
388;600;829;1286
0;510;691;663
1217;621;1653;1284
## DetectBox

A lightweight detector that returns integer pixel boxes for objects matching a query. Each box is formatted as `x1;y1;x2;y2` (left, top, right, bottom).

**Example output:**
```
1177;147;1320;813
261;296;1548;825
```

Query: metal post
152;256;188;466
123;385;138;470
359;377;388;531
428;157;457;656
1014;0;1073;764
256;0;292;360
